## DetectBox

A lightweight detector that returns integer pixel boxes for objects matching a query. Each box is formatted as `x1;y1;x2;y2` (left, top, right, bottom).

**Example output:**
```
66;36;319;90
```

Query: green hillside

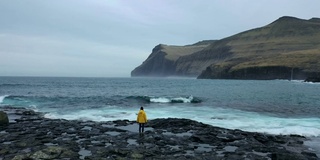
132;16;320;80
197;16;320;79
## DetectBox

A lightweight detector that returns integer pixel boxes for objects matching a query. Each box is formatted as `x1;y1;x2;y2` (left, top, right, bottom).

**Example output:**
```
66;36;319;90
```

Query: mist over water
0;77;320;138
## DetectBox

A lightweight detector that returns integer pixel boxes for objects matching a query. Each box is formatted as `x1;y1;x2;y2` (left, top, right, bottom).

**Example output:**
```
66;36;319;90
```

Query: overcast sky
0;1;319;77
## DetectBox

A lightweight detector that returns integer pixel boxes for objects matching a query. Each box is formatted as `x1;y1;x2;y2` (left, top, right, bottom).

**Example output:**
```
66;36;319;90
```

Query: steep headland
131;16;320;80
131;40;216;77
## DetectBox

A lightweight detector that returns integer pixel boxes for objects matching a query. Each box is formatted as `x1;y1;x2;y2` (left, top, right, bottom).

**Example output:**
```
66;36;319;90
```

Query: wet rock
189;135;203;143
0;108;318;160
304;77;320;83
14;146;78;160
0;148;10;155
21;110;37;115
0;111;9;126
113;119;130;126
254;133;270;144
12;154;32;160
30;147;63;159
301;151;318;159
130;151;144;159
271;152;308;160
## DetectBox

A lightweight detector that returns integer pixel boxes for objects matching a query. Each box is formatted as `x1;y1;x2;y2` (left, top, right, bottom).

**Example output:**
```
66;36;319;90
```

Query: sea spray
149;96;200;103
1;77;320;147
0;95;9;104
42;104;320;137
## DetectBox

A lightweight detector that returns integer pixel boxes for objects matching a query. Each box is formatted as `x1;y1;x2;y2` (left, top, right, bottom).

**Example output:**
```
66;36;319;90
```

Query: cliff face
132;16;320;79
131;45;176;77
198;16;320;80
131;41;215;77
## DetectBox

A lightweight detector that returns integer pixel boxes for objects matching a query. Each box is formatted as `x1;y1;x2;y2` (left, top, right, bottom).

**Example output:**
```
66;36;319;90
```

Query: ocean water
1;77;320;153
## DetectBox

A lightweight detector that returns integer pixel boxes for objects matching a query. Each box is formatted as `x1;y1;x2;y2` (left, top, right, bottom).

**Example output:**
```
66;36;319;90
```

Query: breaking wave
0;95;9;103
126;95;202;103
0;95;202;110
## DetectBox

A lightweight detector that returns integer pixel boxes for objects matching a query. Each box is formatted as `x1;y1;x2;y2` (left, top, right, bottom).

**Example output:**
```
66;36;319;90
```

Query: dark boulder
0;111;9;126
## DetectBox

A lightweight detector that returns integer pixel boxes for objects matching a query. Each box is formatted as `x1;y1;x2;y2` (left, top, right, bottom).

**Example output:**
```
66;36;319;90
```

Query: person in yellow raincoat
137;106;147;133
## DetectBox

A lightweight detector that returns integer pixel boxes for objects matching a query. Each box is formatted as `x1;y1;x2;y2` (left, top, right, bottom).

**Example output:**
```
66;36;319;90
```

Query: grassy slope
133;16;320;77
213;16;320;73
162;44;210;61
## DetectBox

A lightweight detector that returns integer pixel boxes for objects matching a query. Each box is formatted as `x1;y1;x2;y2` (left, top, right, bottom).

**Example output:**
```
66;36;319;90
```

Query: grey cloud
0;0;319;77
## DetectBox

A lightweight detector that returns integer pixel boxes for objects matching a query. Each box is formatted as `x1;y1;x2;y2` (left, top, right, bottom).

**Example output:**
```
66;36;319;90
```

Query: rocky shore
0;107;318;160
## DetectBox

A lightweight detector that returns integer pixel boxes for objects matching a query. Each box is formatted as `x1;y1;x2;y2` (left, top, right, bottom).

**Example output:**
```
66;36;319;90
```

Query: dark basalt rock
0;111;9;126
198;65;310;80
0;107;318;160
304;77;320;83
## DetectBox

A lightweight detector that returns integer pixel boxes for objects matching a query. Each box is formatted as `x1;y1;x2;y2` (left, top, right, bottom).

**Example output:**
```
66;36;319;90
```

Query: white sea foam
44;106;138;122
41;104;320;155
42;104;320;137
304;81;320;85
0;95;9;103
150;96;194;103
150;97;171;103
29;105;39;112
172;96;193;103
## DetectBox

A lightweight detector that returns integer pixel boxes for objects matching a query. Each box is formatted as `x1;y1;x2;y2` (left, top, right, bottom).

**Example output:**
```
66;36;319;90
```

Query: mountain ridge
131;16;320;80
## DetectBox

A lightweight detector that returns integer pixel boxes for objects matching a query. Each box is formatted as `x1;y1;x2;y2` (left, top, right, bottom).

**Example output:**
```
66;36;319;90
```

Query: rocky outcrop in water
0;107;318;160
132;16;320;80
304;77;320;83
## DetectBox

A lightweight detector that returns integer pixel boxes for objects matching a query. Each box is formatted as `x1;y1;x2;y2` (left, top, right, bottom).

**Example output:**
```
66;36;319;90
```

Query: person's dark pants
139;123;145;133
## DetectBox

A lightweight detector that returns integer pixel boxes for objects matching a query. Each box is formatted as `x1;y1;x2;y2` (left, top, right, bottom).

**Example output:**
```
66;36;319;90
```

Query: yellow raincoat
137;110;147;123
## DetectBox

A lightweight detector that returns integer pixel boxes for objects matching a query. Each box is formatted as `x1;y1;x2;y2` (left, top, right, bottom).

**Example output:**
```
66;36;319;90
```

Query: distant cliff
131;16;320;80
131;40;216;77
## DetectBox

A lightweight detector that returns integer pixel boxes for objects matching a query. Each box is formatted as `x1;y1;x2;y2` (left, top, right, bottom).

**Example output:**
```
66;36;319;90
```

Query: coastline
0;107;318;160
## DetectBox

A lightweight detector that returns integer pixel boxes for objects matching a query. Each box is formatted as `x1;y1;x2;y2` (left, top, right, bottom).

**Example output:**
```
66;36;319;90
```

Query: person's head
140;106;144;110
